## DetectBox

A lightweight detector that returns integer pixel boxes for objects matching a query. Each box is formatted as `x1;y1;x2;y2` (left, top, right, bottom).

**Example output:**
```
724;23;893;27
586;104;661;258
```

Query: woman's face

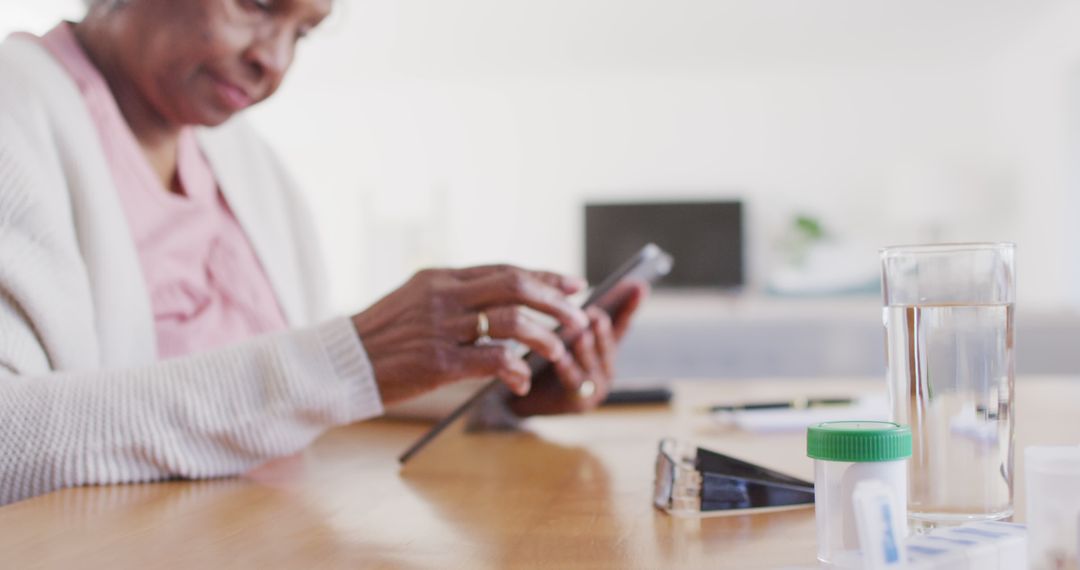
106;0;331;127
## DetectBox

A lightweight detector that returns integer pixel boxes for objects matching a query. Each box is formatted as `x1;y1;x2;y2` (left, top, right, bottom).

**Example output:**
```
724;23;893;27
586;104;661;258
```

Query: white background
5;0;1080;316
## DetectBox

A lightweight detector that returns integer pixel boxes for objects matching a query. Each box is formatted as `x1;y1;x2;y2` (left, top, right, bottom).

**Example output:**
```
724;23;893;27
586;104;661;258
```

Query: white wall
982;1;1080;308
250;0;1060;312
4;0;1079;313
0;0;82;35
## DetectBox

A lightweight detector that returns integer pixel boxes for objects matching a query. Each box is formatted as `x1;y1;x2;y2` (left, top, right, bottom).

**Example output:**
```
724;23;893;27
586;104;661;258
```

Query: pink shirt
35;23;288;359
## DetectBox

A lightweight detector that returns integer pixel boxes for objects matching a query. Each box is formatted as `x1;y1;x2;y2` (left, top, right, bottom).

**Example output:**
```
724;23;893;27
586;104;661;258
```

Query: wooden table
1;377;1077;569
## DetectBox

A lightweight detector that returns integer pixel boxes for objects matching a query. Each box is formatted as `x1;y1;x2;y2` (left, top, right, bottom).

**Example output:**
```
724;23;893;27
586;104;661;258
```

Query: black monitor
584;201;743;289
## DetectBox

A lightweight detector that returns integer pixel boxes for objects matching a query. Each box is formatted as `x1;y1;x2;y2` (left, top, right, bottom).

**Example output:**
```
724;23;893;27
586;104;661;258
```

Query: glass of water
880;243;1015;532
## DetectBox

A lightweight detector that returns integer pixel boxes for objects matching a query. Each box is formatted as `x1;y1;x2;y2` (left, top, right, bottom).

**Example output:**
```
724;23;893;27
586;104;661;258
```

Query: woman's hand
508;281;648;417
352;265;590;406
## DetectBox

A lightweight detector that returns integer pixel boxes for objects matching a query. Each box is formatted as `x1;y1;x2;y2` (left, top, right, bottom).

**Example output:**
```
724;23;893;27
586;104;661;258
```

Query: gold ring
577;379;597;399
475;311;491;344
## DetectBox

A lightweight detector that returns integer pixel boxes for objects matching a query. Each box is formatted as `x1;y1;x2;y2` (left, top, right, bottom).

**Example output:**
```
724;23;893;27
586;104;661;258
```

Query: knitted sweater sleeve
0;120;384;506
0;319;383;505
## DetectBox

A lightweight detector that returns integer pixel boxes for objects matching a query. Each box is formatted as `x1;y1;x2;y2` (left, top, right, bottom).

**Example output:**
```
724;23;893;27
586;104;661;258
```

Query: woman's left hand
508;281;648;417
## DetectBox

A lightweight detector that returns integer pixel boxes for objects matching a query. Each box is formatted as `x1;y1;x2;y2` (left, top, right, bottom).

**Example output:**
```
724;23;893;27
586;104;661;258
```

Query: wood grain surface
0;377;1074;569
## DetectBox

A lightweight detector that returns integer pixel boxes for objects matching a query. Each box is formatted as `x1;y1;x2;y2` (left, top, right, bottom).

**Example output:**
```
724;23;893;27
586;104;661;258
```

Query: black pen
707;397;854;413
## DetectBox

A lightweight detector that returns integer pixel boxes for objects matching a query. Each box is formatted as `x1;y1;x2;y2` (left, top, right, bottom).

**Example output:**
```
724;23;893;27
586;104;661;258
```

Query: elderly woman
0;0;645;504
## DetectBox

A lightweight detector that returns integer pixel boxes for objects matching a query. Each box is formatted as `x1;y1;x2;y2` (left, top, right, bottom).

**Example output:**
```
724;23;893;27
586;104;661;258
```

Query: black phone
602;387;673;406
398;243;674;464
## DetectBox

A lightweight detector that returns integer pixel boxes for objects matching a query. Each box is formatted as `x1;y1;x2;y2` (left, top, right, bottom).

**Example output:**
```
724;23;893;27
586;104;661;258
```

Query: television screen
585;201;743;289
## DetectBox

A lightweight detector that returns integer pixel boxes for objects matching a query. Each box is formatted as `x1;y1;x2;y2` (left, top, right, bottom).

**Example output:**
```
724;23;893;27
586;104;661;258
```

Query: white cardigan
0;35;384;504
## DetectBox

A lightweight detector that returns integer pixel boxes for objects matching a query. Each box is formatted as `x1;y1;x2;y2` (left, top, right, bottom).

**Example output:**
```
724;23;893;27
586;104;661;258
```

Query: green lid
807;421;912;462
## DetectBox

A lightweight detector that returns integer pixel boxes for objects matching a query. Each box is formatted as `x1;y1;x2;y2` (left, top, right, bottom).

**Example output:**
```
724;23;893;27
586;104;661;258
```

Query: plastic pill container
807;421;913;565
1026;446;1080;570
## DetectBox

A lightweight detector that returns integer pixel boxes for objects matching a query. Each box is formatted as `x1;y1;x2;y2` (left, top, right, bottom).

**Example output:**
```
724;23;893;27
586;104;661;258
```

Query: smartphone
602;387;674;406
398;243;674;464
522;242;674;376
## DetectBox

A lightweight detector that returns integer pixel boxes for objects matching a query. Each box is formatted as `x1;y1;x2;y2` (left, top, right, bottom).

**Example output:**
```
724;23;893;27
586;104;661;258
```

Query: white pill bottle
807;421;912;565
1026;446;1080;570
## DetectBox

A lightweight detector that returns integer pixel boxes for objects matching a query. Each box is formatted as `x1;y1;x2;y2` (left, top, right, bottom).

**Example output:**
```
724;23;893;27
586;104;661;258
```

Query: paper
713;394;890;433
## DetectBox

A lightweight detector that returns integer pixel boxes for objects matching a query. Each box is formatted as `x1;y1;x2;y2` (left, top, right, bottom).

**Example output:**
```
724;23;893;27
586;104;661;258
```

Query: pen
707;397;854;413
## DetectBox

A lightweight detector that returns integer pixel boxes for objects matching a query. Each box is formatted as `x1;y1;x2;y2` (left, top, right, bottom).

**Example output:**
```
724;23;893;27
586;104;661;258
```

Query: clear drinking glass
880;243;1015;532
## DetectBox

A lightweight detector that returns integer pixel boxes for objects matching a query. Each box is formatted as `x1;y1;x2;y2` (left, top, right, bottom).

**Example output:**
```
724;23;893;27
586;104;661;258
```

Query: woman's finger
552;350;587;394
456;344;533;396
453;269;589;330
452;265;586;295
611;281;648;341
572;329;603;386
450;307;566;362
449;264;512;281
589;307;617;380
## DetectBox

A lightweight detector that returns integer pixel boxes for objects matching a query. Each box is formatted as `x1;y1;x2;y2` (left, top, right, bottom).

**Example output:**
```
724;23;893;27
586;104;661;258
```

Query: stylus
398;378;501;464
